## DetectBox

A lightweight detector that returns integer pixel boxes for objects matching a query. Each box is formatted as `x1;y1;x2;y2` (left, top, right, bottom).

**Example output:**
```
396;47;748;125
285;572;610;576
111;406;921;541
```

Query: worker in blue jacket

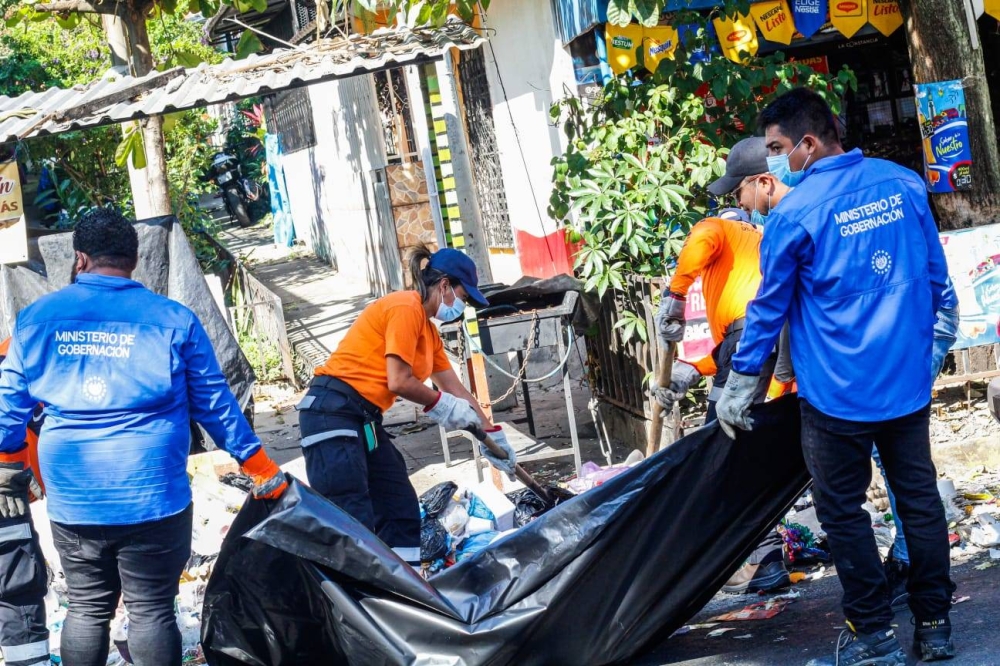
0;209;288;666
717;88;957;666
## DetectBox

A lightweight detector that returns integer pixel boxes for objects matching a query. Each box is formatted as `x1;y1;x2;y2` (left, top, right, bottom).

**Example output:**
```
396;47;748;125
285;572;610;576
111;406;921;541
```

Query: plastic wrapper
202;396;809;666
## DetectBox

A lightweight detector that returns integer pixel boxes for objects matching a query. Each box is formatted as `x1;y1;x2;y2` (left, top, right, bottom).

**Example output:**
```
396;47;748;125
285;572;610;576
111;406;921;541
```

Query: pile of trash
33;451;249;665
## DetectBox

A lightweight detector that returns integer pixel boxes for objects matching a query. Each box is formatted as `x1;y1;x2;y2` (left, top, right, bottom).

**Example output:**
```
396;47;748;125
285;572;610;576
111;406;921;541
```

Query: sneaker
883;547;910;611
722;560;791;594
805;626;907;666
914;616;956;661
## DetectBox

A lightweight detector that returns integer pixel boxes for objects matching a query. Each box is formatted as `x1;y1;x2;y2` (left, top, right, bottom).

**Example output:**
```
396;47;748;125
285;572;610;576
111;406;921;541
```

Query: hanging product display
605;22;644;74
790;0;828;37
643;24;680;72
751;0;796;45
986;0;1000;21
914;79;972;194
867;0;903;36
829;0;868;38
713;12;760;63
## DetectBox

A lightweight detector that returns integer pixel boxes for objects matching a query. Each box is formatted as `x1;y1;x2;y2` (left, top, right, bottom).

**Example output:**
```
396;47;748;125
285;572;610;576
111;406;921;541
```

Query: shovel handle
646;341;676;457
474;430;552;506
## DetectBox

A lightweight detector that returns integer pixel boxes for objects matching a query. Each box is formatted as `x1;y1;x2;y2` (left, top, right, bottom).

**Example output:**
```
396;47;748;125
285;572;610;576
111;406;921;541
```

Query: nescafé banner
0;162;27;265
790;0;828;37
987;0;1000;21
751;0;795;45
914;79;972;194
940;225;1000;351
867;0;902;36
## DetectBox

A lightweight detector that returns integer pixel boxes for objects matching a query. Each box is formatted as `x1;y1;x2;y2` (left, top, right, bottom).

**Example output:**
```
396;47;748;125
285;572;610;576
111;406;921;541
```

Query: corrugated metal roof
0;21;484;143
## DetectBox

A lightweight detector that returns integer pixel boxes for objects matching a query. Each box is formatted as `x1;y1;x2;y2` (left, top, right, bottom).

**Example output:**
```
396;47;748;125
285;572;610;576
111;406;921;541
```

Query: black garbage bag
507;485;576;527
202;397;809;666
420;517;449;563
419;481;457;518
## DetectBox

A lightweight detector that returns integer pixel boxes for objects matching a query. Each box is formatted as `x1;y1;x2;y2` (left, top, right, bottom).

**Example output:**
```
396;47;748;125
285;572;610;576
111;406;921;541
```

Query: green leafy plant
550;4;855;342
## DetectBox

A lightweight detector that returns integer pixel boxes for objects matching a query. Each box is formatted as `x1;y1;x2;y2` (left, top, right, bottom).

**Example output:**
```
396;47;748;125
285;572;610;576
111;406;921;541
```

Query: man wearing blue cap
300;246;515;566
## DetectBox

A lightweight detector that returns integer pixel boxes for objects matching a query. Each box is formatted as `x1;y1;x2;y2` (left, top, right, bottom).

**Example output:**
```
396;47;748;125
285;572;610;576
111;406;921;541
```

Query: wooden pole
645;342;675;457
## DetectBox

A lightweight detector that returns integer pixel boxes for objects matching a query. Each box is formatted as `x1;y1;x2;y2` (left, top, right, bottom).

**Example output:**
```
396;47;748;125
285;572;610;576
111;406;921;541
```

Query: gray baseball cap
708;136;770;196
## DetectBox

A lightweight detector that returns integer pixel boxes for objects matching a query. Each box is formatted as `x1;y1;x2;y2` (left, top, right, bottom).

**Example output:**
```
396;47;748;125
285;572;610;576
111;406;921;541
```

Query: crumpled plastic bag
420;481;458;518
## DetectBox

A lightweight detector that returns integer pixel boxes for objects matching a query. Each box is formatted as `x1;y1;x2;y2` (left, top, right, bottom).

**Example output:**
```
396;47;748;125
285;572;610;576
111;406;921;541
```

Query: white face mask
436;286;466;322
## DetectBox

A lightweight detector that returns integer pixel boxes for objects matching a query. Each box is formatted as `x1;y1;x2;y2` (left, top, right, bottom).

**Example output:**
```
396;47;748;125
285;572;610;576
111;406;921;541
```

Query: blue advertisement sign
914;79;973;193
790;0;828;38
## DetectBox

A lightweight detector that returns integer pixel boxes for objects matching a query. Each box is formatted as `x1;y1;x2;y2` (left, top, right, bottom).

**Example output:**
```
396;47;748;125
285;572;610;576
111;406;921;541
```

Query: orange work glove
239;448;288;500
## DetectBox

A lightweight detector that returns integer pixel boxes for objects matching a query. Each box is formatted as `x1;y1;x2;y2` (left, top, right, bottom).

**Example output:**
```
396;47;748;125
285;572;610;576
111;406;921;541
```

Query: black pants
800;400;954;633
51;505;193;666
299;377;421;563
0;514;48;666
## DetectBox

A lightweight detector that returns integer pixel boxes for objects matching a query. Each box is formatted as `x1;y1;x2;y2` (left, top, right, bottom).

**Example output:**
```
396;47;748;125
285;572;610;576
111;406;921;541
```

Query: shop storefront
555;0;1000;180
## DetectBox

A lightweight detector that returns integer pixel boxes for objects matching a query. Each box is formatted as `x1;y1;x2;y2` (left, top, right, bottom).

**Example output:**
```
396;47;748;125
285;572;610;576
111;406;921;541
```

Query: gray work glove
655;293;687;345
931;305;958;379
652;361;701;414
478;427;517;480
425;392;480;432
0;462;43;519
715;371;760;439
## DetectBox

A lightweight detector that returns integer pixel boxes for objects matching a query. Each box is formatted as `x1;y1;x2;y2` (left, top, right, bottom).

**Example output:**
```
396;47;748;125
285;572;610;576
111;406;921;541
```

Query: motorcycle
207;152;254;227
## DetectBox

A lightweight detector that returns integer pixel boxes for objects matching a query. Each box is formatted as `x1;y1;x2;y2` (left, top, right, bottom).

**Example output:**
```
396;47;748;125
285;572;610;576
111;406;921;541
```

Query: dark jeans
0;513;48;666
800;400;954;633
300;379;421;563
51;505;193;666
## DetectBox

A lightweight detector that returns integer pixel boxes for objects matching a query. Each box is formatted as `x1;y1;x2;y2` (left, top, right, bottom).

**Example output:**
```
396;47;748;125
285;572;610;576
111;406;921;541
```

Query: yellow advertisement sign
713;12;759;63
751;1;796;45
605;23;643;75
0;161;27;265
643;25;680;73
867;0;902;36
986;0;1000;21
829;0;868;38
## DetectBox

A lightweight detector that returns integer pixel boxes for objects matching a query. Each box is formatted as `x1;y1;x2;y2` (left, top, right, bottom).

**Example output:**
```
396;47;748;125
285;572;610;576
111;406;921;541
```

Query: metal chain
478;310;539;407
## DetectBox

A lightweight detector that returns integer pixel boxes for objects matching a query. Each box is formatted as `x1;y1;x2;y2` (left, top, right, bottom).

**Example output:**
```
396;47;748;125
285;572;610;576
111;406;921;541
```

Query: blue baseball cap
428;248;489;308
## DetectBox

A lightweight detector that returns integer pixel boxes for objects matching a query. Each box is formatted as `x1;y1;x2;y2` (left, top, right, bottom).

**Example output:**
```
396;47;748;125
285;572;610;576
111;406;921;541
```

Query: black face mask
70;261;79;283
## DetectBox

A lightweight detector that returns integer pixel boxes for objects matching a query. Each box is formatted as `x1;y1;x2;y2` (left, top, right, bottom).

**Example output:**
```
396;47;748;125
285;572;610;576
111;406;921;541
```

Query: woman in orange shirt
298;247;515;565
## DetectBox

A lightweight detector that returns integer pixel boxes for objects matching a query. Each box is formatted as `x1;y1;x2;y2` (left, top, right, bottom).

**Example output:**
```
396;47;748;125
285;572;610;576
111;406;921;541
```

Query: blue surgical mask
750;184;771;228
766;137;812;187
436;287;466;322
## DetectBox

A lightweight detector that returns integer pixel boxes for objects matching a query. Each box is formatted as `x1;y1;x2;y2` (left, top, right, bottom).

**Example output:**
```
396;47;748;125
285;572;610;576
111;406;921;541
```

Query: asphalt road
641;559;1000;666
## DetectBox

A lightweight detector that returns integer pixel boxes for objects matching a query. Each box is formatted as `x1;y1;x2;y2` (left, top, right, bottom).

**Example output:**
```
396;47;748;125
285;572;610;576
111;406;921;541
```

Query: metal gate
457;47;514;249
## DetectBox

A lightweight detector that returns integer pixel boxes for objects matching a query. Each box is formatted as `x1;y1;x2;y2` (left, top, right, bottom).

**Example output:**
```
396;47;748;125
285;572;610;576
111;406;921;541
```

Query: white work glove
425;391;480;432
715;371;759;439
478;426;517;480
652;361;701;414
655;293;687;346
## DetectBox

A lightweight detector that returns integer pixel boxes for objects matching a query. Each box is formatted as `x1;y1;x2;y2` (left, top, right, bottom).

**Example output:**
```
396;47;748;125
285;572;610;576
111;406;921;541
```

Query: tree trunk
101;5;172;219
900;0;1000;229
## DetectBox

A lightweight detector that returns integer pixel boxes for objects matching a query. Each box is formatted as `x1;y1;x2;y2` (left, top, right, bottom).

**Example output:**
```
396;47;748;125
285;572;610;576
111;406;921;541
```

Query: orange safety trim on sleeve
690;355;717;377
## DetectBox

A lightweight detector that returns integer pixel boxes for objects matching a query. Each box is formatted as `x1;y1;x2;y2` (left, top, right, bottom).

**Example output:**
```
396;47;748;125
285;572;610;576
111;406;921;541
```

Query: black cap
708;137;770;196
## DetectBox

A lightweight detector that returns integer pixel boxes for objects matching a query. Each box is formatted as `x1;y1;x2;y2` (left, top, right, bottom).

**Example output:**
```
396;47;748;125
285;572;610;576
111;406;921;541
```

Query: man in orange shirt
655;137;779;423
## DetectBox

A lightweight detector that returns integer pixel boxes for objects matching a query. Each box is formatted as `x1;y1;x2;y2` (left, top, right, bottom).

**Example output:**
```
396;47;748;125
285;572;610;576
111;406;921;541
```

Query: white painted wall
280;77;398;295
481;0;578;278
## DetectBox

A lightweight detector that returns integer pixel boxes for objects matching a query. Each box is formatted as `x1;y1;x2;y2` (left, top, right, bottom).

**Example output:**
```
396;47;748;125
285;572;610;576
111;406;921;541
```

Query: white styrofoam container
471;480;516;532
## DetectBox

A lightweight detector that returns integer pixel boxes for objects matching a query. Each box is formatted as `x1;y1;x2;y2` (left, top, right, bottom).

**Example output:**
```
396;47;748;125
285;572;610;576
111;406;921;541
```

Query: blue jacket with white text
732;149;950;421
0;274;261;525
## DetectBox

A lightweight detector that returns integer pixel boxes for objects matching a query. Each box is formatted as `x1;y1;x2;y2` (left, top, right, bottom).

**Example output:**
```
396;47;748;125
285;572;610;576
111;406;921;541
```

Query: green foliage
0;16;108;94
606;0;754;26
147;0;224;70
353;0;491;29
550;8;855;343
